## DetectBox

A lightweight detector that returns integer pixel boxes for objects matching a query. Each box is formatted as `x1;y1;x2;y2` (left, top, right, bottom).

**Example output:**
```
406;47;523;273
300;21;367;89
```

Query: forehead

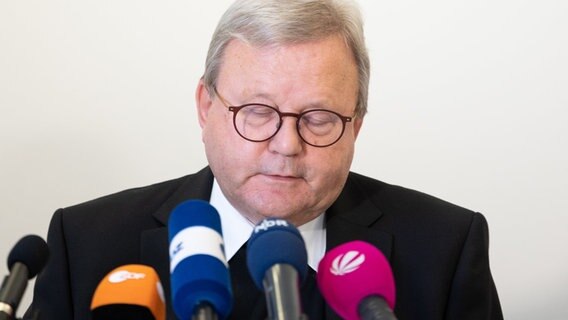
217;36;358;112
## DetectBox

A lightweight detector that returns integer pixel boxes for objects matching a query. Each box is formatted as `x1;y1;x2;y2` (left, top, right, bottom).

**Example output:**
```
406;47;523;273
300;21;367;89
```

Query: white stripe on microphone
169;226;228;272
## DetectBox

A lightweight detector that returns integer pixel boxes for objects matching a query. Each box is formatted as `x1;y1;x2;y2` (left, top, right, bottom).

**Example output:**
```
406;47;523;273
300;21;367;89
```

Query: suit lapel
326;172;393;259
150;167;215;226
323;172;394;319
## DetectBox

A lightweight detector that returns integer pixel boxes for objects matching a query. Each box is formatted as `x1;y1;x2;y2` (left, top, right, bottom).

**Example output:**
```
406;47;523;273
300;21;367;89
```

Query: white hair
203;0;370;117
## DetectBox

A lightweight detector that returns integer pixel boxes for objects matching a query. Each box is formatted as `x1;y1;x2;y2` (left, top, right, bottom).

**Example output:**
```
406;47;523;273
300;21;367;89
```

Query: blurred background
1;0;566;318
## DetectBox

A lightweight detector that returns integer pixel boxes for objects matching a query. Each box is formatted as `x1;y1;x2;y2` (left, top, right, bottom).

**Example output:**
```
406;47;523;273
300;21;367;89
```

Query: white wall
1;1;566;319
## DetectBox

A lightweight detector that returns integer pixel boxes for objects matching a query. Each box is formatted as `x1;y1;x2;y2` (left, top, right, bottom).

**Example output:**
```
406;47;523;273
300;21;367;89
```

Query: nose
267;116;303;156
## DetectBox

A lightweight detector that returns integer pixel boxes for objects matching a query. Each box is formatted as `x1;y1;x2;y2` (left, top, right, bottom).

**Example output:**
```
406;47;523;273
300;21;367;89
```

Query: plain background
1;0;567;319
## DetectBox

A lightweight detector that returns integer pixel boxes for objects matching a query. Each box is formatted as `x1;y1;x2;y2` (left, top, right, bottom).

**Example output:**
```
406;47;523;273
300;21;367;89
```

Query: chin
253;202;321;225
246;202;299;220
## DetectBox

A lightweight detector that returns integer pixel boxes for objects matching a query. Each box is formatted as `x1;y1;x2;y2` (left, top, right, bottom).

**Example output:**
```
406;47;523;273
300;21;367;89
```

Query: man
26;0;503;319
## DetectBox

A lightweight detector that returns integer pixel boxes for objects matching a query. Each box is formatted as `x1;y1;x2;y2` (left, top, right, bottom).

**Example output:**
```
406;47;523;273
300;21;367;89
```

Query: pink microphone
317;241;396;320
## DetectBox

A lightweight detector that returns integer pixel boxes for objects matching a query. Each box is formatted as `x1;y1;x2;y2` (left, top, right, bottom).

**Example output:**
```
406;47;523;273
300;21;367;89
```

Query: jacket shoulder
344;172;482;235
60;167;213;225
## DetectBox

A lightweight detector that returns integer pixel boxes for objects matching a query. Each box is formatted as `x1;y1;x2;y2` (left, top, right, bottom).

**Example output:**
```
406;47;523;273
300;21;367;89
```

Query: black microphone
0;235;49;320
246;219;308;320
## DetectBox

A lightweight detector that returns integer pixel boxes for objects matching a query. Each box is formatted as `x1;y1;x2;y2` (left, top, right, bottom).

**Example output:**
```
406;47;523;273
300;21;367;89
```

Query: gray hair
203;0;370;118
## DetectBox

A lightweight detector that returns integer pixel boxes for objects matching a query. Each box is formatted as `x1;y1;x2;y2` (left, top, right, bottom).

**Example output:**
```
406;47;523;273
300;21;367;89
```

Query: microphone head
168;200;232;320
90;264;165;320
317;241;396;320
7;234;49;278
246;218;308;289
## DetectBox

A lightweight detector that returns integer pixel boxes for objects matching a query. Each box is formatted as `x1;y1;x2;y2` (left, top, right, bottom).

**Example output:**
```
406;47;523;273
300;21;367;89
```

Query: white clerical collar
209;179;326;271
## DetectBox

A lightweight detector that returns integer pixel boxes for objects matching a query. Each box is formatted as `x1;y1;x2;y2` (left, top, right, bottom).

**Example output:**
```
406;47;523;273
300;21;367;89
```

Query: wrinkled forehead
216;37;359;114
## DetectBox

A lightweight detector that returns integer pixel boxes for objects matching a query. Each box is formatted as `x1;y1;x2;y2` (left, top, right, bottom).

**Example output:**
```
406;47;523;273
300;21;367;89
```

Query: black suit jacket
25;167;502;319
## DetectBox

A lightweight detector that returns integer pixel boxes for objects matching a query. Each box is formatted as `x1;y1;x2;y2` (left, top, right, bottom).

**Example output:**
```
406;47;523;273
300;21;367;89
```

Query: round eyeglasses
215;89;353;148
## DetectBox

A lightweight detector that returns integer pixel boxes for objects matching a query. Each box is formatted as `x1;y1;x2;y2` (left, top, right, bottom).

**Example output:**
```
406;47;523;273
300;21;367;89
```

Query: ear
352;117;364;140
195;79;213;129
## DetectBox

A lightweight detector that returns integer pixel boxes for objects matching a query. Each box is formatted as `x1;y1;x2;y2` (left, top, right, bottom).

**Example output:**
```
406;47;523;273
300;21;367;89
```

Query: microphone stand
193;303;218;320
0;263;29;320
263;264;306;320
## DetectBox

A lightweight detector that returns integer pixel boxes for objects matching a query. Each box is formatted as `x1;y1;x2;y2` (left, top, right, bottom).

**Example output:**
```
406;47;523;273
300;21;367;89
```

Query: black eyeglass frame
214;88;353;148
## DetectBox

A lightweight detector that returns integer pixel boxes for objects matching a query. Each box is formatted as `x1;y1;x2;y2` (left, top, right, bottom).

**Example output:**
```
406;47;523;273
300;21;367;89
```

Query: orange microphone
90;264;165;320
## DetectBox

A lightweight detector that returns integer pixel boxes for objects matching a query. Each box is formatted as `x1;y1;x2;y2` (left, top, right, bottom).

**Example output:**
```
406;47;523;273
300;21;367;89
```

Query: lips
268;174;298;178
258;172;303;182
265;174;300;179
256;163;306;181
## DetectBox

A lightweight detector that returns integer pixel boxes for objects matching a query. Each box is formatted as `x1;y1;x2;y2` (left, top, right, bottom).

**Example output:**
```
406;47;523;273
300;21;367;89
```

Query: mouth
259;173;303;182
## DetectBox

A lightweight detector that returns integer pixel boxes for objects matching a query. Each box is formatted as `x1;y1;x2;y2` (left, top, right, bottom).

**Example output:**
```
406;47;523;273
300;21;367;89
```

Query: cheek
307;144;355;187
203;112;233;169
202;108;235;152
202;113;262;177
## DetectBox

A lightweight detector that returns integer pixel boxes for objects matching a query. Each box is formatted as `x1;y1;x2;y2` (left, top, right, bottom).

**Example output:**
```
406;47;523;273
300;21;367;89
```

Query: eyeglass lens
233;104;347;147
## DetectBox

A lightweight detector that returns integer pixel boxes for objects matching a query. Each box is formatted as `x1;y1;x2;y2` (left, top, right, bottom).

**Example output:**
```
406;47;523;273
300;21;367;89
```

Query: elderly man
26;0;502;319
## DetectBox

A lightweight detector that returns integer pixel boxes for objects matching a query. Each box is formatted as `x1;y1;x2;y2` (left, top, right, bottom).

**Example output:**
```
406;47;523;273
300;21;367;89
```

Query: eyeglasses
214;88;353;148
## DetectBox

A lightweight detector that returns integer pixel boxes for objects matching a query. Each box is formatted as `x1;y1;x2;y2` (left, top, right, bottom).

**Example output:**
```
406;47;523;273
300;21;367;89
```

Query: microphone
317;240;397;320
168;200;232;320
246;218;308;320
90;264;165;320
0;235;49;320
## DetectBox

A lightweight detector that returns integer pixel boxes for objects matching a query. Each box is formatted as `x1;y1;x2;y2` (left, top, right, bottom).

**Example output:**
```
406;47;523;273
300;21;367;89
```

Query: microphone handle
358;295;397;320
263;264;303;320
0;311;13;320
192;303;218;320
0;263;29;320
0;276;12;320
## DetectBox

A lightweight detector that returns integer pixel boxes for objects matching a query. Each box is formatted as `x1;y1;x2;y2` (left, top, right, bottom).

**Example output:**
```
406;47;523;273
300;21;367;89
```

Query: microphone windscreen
317;240;396;320
168;200;232;320
90;264;165;320
246;218;308;289
7;234;49;278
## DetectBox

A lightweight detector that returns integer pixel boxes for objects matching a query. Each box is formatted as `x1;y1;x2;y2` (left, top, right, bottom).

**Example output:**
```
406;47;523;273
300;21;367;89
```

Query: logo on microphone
330;250;365;275
253;219;289;233
108;270;146;283
172;241;184;256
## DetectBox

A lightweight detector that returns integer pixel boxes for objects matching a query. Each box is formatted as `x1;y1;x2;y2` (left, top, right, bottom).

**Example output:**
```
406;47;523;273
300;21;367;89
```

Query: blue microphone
247;219;308;320
168;200;232;320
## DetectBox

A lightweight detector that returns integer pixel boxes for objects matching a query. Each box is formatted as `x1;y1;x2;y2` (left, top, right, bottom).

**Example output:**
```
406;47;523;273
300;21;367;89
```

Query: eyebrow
245;94;337;111
221;88;342;113
235;92;276;104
